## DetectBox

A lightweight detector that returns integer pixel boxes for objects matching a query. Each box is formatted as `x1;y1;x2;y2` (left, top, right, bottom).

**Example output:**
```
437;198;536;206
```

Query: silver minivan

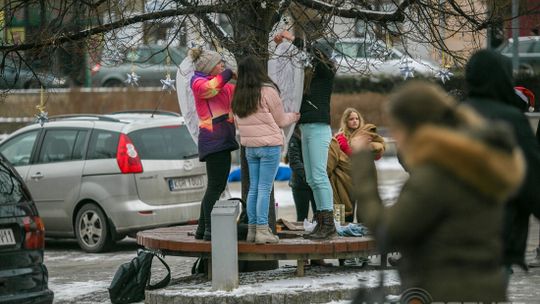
0;111;206;252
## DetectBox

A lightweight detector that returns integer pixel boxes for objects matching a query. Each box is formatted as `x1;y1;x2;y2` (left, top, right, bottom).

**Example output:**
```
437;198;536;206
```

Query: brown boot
303;211;322;239
304;211;337;240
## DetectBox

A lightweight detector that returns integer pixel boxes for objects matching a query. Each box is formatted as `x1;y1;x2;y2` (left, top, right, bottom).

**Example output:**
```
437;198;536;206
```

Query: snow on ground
153;267;400;298
49;280;110;301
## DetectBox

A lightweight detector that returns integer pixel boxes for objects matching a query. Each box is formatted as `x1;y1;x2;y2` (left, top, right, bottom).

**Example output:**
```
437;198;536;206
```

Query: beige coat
327;138;353;216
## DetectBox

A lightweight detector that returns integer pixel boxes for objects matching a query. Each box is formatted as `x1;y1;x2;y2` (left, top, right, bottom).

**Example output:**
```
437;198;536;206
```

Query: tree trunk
231;2;279;272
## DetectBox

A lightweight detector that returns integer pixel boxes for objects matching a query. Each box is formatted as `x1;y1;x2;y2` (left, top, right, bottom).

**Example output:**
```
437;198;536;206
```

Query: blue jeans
246;146;281;225
299;123;333;211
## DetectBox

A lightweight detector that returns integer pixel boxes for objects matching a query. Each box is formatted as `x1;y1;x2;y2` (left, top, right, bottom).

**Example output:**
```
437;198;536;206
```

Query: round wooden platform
137;225;377;260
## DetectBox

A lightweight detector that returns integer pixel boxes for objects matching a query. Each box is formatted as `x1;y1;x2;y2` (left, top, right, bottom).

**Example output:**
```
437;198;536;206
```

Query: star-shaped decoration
399;57;415;80
435;68;454;84
160;74;176;93
125;72;140;86
36;111;48;127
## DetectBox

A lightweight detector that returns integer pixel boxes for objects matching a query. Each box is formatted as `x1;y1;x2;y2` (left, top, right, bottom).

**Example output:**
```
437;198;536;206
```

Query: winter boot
303;211;323;239
203;216;212;241
194;204;205;239
255;225;279;244
529;247;540;268
194;220;205;240
304;211;337;240
246;224;256;243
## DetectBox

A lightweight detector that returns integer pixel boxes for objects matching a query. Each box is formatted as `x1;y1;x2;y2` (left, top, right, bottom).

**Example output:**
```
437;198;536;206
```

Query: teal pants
299;123;333;212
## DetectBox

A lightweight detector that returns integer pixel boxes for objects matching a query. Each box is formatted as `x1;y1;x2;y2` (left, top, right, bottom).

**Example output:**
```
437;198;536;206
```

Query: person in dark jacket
463;49;540;270
351;81;525;302
287;126;317;221
278;30;337;239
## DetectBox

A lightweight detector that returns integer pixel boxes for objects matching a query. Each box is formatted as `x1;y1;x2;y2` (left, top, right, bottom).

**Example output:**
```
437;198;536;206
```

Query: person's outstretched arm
192;69;233;100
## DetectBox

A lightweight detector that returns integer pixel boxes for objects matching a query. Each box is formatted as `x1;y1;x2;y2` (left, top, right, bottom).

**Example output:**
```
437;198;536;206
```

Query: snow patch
152;269;399;298
49;280;109;301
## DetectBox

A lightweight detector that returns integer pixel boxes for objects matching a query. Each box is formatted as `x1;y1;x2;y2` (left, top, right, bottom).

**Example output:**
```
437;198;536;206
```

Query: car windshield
0;158;27;204
129;125;198;160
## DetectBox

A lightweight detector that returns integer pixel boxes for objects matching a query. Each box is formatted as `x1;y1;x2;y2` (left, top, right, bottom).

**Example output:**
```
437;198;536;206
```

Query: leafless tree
0;0;533;89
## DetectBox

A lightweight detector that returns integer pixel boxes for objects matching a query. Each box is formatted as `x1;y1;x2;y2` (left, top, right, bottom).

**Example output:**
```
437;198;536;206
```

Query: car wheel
75;203;114;253
103;79;124;87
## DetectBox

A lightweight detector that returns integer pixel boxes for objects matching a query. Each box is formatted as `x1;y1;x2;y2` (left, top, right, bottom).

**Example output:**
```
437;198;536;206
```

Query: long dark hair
232;55;279;118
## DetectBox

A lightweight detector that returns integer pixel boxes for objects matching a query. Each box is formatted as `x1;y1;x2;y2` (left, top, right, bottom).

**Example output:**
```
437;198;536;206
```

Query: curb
145;284;401;304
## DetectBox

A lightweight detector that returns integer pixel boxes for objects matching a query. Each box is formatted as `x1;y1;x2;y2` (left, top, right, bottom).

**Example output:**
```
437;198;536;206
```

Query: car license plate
169;176;204;191
0;228;16;246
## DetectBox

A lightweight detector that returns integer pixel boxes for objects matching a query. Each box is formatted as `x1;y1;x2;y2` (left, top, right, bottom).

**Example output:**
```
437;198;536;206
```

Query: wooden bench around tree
137;225;381;277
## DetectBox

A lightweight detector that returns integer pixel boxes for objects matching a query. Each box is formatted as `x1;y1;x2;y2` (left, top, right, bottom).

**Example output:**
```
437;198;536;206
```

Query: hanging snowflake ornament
125;72;140;86
399;57;415;80
436;68;454;84
35;87;48;127
36;111;48;127
160;74;176;93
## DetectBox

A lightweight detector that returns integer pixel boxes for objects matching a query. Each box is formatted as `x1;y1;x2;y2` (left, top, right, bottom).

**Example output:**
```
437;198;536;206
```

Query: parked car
0;58;67;90
499;36;540;75
333;38;439;77
0;110;206;253
0;153;54;304
91;45;187;87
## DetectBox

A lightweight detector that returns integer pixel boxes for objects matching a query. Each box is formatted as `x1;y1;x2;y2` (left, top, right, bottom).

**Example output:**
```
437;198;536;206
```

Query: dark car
91;44;187;87
0;154;53;304
0;59;67;90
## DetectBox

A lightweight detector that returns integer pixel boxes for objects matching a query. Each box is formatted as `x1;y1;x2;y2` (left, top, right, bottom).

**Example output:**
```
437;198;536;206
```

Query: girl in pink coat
232;55;299;244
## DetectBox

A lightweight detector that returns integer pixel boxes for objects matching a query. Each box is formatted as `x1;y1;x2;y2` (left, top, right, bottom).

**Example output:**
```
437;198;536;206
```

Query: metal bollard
211;200;240;291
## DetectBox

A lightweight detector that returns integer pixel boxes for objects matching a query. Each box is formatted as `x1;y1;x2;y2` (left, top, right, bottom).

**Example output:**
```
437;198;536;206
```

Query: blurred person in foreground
463;49;540;272
350;81;524;302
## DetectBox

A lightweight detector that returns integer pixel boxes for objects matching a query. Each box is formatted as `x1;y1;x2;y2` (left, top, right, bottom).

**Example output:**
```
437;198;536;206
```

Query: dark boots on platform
303;211;322;239
195;219;205;240
203;218;212;241
195;203;206;240
201;200;219;241
304;211;336;240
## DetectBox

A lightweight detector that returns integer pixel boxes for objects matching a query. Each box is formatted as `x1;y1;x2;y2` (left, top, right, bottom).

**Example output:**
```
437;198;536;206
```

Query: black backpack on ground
108;249;171;304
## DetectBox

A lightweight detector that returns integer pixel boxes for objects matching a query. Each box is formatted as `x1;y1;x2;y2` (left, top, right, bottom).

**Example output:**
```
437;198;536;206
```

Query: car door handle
31;172;44;180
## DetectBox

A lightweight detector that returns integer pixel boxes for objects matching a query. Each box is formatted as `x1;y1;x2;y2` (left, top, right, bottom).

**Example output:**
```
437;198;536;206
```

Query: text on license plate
169;176;204;191
0;228;16;246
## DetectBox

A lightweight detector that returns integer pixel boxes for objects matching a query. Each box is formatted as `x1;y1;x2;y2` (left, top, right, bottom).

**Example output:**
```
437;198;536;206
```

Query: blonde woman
335;108;384;160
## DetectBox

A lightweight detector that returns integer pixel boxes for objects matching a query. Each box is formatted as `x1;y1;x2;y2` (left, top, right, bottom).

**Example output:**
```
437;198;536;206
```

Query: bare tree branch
0;4;231;53
293;0;415;22
177;0;236;51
